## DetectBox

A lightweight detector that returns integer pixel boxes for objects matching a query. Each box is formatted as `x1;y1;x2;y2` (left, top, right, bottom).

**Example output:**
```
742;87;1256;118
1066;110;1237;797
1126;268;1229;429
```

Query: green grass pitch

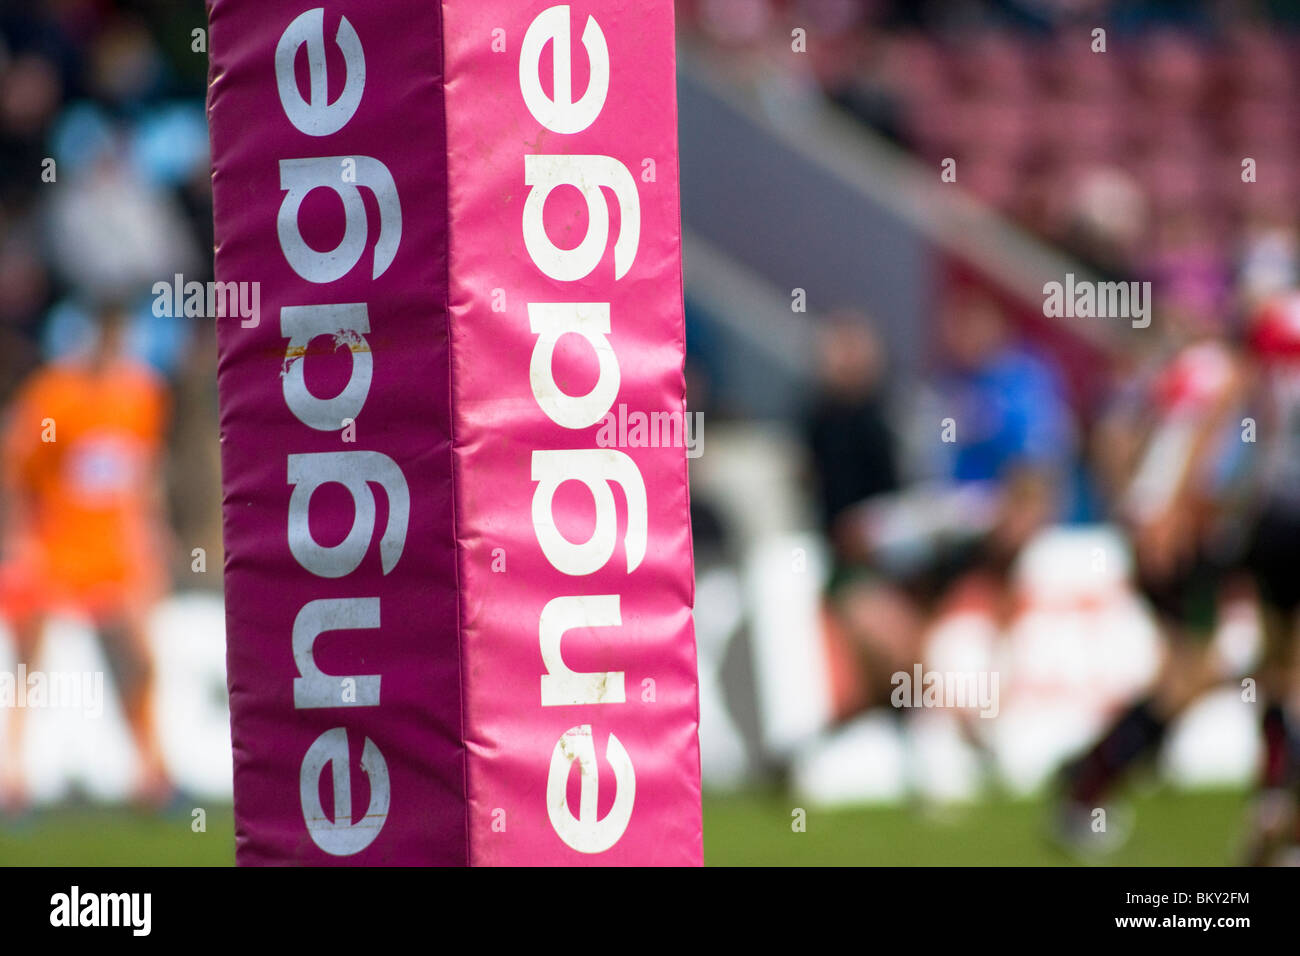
0;788;1250;866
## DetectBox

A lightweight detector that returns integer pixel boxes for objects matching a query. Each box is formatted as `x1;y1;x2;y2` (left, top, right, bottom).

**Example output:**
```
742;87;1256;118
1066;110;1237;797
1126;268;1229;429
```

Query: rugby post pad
207;0;701;864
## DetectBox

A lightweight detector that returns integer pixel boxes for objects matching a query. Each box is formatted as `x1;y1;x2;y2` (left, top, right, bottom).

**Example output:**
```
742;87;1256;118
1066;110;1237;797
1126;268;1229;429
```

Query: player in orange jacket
0;305;172;812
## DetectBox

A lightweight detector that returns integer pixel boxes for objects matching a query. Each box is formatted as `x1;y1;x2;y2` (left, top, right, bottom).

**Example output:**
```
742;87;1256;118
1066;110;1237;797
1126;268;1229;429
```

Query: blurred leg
97;608;170;803
1065;623;1217;808
835;578;925;709
1247;605;1300;864
1;612;43;811
1241;507;1300;862
1257;605;1296;789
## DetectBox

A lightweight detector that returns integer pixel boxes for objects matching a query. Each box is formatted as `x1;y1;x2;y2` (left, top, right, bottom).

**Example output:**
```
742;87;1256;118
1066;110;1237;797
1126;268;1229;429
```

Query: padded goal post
207;0;701;865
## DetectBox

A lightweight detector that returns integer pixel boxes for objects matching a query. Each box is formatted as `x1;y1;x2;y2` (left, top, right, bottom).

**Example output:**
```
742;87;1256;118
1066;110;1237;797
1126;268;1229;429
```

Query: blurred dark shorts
1246;500;1300;616
1133;548;1226;637
827;536;990;607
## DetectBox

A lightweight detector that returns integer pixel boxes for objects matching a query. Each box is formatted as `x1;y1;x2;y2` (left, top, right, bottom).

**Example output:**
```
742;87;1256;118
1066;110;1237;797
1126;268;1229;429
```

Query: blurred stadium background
2;0;1296;864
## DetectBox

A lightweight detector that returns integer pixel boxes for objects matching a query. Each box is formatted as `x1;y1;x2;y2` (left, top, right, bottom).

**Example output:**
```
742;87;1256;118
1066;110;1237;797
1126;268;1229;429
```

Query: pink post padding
443;0;701;866
208;0;700;865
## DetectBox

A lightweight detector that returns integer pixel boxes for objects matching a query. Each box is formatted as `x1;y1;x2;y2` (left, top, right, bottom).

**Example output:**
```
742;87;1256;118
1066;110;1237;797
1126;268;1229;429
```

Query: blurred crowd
0;0;219;585
679;0;1300;320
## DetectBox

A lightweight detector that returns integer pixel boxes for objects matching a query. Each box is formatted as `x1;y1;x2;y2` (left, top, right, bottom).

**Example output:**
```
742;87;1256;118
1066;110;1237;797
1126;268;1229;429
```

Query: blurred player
1057;295;1250;850
0;304;172;812
919;289;1073;601
806;296;1072;720
1240;292;1300;864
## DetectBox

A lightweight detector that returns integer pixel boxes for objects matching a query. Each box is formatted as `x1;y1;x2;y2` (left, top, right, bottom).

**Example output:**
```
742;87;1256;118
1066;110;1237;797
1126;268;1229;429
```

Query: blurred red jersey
1250;294;1300;507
